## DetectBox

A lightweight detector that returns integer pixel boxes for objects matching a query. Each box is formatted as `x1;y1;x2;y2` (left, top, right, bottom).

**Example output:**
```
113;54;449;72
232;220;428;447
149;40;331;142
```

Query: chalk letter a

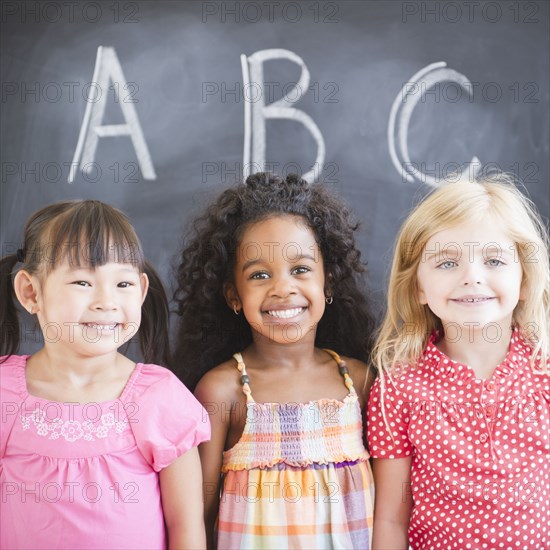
68;46;156;183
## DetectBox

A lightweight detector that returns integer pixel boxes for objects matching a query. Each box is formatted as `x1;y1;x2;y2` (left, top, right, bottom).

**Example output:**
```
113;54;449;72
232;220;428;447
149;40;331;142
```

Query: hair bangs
39;201;144;272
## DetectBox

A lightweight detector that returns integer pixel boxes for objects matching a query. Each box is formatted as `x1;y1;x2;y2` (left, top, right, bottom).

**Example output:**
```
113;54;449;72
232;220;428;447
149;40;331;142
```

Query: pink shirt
367;331;549;550
0;355;210;549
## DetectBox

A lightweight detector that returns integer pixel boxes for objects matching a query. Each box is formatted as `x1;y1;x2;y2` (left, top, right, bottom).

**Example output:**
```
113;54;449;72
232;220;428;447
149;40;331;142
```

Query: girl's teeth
267;308;303;319
87;324;117;330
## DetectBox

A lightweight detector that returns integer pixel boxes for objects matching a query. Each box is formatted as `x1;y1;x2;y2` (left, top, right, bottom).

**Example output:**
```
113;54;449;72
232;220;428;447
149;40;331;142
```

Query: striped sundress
216;350;374;549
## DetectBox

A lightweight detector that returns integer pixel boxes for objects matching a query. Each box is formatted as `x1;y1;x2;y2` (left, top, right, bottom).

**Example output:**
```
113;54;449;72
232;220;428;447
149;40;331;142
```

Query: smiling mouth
451;297;494;303
265;307;306;319
83;323;119;331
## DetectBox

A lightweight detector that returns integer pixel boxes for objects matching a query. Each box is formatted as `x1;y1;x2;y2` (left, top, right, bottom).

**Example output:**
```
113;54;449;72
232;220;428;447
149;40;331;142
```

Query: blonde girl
368;176;549;550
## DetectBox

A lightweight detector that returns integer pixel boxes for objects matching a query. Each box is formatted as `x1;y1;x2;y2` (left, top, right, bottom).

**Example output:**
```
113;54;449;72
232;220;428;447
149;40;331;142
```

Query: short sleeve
126;364;211;472
1;355;28;458
367;375;413;458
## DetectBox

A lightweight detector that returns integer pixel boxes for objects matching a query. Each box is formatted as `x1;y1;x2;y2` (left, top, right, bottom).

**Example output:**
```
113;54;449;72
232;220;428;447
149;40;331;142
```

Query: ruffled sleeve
124;363;210;472
367;373;413;458
0;355;28;458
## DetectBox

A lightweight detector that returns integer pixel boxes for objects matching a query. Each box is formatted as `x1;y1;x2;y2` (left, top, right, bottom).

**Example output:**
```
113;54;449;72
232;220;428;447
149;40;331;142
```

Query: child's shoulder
0;354;27;368
338;355;376;404
194;357;242;405
339;355;370;373
136;361;180;385
0;355;28;396
129;362;196;403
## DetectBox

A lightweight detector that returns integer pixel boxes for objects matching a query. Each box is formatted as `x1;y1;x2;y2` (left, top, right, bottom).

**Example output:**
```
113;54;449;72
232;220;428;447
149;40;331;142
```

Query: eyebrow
424;246;515;261
424;248;460;261
241;253;317;272
65;265;139;274
483;246;514;256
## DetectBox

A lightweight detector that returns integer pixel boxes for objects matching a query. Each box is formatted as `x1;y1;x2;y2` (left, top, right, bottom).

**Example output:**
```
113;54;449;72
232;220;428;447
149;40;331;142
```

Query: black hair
0;200;169;365
172;173;376;390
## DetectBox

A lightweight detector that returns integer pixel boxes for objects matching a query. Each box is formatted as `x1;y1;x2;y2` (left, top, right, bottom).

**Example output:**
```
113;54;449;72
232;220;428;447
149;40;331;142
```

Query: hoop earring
233;304;240;315
325;296;333;305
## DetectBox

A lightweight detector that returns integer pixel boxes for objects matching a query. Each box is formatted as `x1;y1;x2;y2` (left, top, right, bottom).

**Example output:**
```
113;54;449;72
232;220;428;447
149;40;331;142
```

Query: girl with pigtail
0;200;209;549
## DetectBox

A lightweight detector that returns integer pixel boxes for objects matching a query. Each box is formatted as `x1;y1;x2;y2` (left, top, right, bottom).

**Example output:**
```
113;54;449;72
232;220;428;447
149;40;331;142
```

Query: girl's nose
461;261;484;286
91;287;118;310
269;275;296;297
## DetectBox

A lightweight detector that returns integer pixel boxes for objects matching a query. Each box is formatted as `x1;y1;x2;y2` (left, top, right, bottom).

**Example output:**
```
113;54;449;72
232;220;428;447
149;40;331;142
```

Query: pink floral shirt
367;331;549;550
0;355;210;549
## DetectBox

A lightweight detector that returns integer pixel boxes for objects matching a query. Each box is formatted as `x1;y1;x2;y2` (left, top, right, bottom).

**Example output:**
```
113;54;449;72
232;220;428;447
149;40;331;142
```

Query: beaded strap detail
233;352;254;402
322;349;357;395
232;349;356;399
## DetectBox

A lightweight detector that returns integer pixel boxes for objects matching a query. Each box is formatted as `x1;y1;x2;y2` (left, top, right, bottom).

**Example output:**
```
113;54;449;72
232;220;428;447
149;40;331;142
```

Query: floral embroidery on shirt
21;408;128;442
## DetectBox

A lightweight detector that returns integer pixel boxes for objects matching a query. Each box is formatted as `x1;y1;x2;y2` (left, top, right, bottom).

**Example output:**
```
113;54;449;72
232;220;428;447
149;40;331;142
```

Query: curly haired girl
172;172;376;549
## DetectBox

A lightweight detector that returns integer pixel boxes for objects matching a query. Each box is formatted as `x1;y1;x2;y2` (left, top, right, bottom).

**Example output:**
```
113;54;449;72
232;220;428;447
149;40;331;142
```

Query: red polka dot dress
367;330;549;550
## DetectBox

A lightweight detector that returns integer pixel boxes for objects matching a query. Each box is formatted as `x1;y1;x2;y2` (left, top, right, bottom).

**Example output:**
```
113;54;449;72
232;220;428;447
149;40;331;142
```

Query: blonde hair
373;175;550;374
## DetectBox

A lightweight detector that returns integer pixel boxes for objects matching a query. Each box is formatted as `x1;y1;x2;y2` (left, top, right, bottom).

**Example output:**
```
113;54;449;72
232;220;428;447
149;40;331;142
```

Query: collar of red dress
419;327;531;381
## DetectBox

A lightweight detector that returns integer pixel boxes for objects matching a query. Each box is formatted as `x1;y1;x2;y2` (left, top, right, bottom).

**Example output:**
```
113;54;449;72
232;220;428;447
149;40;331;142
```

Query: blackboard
1;0;549;356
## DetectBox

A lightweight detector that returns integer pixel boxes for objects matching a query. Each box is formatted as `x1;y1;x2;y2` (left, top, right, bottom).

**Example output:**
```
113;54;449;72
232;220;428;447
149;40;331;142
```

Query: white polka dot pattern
367;331;550;549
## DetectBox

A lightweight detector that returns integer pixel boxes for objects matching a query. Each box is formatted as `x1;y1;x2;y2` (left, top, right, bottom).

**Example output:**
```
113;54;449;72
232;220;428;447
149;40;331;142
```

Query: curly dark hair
171;173;376;390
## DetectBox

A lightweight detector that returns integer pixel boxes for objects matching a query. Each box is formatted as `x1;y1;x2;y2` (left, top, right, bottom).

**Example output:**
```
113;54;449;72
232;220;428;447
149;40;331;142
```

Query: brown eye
250;271;269;280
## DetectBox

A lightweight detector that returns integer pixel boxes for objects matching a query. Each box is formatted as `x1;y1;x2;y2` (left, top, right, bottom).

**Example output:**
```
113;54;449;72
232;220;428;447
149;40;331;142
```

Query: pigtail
139;260;170;366
0;254;21;360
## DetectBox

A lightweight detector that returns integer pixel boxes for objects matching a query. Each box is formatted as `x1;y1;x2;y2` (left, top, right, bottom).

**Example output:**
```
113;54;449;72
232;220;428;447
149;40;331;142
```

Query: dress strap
232;352;254;403
323;349;357;396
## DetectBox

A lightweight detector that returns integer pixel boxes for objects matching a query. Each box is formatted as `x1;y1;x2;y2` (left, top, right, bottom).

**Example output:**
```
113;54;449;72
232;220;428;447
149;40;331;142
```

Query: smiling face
226;215;326;346
32;260;148;359
416;216;524;335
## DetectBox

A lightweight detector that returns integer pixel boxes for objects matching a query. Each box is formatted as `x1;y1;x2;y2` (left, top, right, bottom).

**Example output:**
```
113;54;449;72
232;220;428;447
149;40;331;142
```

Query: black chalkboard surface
1;0;549;356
